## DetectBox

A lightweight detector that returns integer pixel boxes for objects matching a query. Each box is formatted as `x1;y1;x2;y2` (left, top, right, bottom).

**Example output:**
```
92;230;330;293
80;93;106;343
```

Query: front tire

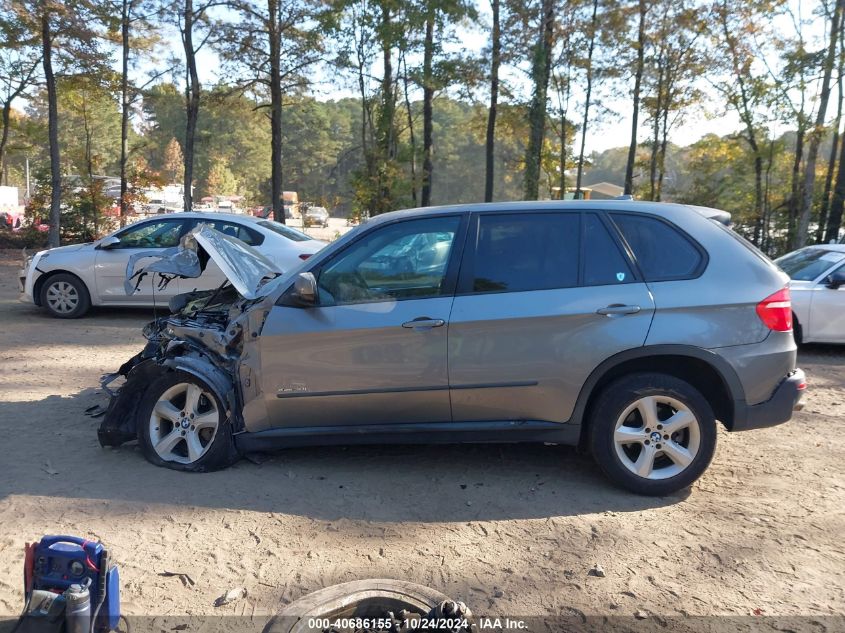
588;373;717;496
137;371;237;471
40;273;91;318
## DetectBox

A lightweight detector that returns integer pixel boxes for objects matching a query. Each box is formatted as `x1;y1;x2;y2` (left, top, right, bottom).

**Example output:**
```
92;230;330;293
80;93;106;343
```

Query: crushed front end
96;227;278;450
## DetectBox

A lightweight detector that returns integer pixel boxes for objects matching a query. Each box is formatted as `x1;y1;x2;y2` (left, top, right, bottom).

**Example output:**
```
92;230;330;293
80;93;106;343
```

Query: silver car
98;201;806;495
19;212;326;318
303;205;330;228
775;244;845;344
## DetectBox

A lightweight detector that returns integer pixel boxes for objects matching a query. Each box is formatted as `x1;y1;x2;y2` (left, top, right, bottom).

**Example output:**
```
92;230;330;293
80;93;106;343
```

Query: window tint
471;213;579;293
257;220;311;242
116;219;184;248
583;214;634;286
318;216;460;305
611;214;702;280
194;220;262;246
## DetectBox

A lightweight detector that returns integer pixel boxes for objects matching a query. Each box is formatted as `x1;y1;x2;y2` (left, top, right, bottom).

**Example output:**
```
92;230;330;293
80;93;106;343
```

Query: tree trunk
554;67;571;196
81;90;99;239
788;126;805;241
575;0;599;196
42;10;61;248
817;19;845;243
484;0;500;203
656;100;669;201
763;137;776;252
372;4;395;215
648;60;664;201
182;0;199;213
827;121;845;242
0;101;11;186
797;0;845;248
523;0;555;200
401;53;418;205
421;11;434;207
624;0;647;196
818;107;842;244
268;0;286;223
119;0;131;225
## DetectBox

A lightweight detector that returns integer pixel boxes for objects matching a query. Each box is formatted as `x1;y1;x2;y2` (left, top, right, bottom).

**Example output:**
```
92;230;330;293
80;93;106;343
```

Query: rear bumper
731;368;806;431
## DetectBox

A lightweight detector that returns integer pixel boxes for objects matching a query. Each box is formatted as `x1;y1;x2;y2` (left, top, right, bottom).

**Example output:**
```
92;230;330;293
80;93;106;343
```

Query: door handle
402;317;446;329
596;304;641;316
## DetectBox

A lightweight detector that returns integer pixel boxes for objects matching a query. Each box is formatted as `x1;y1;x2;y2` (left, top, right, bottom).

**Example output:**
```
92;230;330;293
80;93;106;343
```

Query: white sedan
775;244;845;344
19;212;326;318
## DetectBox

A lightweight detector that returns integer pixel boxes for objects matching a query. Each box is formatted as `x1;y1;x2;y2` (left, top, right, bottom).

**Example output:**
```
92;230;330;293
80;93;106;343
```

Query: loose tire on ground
588;372;717;496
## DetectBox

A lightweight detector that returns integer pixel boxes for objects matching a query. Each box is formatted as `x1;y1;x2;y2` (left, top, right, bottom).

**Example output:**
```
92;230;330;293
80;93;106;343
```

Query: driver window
116;220;184;248
318;216;461;306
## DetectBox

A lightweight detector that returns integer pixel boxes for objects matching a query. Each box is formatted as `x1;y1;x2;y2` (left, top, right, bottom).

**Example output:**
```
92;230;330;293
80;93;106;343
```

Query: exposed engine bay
96;226;279;456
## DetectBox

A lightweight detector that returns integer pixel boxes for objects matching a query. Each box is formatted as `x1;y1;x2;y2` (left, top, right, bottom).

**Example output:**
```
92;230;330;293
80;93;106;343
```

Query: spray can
64;581;92;633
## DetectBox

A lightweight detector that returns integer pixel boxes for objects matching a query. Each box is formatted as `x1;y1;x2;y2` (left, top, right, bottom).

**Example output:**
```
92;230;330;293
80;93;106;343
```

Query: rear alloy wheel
613;395;701;480
138;371;237;471
40;273;91;318
589;373;717;495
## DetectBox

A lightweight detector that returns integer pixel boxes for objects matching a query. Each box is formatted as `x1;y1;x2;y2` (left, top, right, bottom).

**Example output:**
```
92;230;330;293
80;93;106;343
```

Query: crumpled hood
124;225;281;300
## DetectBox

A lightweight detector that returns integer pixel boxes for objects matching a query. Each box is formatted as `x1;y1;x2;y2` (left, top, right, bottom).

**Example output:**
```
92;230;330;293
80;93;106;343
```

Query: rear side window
470;213;580;293
193;220;263;246
583;214;634;286
257;220;311;242
611;214;703;280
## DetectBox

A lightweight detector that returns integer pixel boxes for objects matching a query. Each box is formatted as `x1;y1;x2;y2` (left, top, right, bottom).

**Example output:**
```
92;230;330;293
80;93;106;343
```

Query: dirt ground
0;248;843;626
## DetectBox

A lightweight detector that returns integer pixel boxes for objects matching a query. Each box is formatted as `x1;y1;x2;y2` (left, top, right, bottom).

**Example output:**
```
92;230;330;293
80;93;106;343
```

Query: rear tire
793;314;803;346
40;273;91;318
588;372;717;496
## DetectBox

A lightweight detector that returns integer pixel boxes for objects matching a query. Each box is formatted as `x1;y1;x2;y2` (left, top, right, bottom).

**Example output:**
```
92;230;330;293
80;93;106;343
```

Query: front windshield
775;248;845;280
257;220;312;242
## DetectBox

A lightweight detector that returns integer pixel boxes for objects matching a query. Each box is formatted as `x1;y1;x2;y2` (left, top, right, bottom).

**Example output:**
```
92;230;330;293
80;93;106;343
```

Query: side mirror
279;271;318;308
97;235;121;250
825;271;845;289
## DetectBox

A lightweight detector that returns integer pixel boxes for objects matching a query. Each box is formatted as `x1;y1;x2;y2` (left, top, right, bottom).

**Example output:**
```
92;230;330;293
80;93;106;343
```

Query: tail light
299;253;312;261
756;288;792;332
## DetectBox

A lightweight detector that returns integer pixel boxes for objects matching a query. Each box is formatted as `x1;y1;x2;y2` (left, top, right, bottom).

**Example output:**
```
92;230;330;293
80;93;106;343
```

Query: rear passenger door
448;211;655;424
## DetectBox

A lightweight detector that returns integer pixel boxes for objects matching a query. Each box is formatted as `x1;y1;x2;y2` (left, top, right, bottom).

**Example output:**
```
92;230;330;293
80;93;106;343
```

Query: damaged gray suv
98;201;806;495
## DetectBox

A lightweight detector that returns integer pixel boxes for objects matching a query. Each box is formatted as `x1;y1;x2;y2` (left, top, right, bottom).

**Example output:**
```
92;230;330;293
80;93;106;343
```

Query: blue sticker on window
616;272;626;282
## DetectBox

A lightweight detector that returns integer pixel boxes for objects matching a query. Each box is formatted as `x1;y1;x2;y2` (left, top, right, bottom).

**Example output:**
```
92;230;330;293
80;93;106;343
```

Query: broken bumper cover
97;348;161;447
731;368;806;432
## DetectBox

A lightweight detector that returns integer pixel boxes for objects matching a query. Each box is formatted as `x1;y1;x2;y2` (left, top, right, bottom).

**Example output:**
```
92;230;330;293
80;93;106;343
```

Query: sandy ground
0;248;843;626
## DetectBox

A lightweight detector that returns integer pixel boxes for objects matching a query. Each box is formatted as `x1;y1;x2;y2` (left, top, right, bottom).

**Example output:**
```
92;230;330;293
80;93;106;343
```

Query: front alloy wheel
589;373;717;495
149;382;220;464
138;371;237;471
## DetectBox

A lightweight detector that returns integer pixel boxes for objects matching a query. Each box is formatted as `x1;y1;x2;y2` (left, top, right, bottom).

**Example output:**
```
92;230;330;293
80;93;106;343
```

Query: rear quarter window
611;214;704;281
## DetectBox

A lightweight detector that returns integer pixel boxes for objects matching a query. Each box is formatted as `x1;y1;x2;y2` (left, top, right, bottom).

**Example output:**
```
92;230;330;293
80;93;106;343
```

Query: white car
775;244;845;344
19;212;326;318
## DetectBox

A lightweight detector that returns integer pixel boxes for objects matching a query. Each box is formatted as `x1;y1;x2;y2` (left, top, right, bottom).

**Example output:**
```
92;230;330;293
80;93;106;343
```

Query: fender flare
569;344;747;430
162;353;244;433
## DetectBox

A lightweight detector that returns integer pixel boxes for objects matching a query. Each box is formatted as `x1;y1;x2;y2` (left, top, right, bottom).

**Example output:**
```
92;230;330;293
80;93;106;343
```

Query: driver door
94;217;190;303
257;214;466;431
